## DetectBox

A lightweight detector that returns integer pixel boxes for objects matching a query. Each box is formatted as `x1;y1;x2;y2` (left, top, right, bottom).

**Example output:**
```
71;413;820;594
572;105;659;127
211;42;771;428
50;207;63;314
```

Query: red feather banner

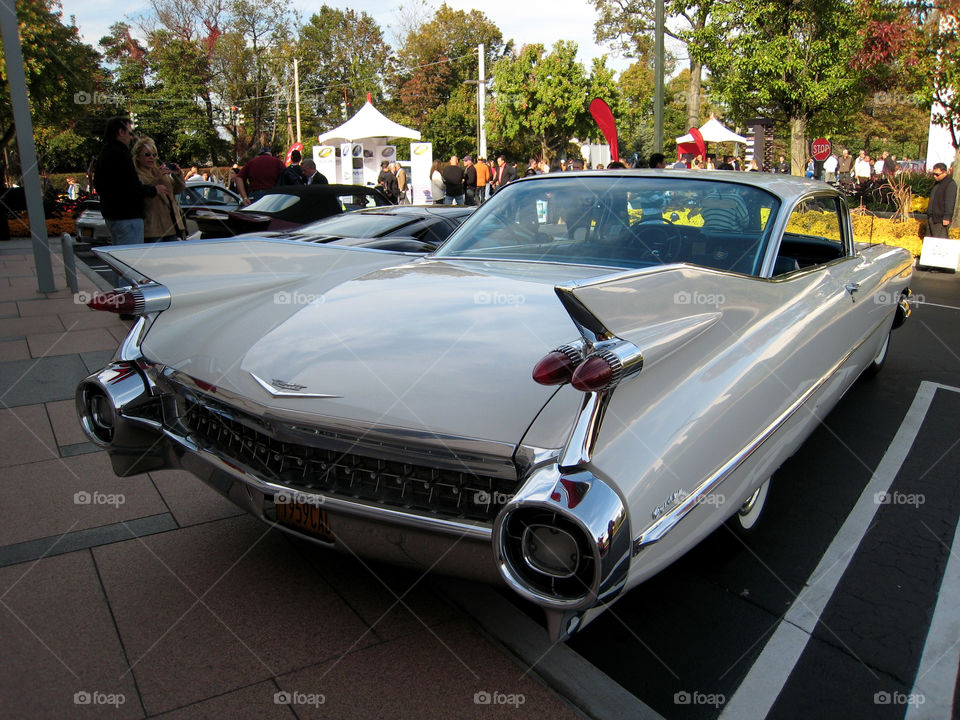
589;98;619;163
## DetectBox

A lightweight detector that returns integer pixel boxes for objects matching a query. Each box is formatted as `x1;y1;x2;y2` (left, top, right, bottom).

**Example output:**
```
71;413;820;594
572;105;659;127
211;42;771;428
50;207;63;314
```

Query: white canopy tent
317;98;421;144
676;115;747;145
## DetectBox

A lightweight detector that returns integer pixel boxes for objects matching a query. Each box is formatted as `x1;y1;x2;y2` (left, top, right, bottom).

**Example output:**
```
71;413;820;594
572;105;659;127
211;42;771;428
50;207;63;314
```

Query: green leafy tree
699;0;865;174
0;0;104;174
297;6;392;135
487;41;596;161
590;0;716;131
390;3;504;157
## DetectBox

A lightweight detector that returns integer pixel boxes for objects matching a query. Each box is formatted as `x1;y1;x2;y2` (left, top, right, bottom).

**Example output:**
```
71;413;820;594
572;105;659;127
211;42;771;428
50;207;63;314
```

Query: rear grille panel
179;397;519;523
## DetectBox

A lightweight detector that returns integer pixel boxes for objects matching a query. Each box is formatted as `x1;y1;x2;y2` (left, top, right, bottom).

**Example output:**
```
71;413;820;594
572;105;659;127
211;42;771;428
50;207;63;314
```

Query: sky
58;0;638;76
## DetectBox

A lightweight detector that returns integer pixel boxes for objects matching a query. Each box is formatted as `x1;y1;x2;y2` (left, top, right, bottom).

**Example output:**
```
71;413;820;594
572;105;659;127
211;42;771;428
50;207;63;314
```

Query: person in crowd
491;155;517;194
837;148;855;184
648;153;666;170
441;155;465;205
775;155;789;174
227;164;241;193
823;152;838;183
184;166;199;181
716;156;734;170
392;162;409;203
430;159;445;204
301;159;328;185
474;157;490;202
746;158;760;172
463;156;478;206
525;158;539;177
132;136;186;242
928;163;957;238
66;177;81;200
607;160;626;169
93;116;167;245
805;157;815;178
882;151;897;178
873;153;885;178
378;160;399;203
569;158;584;171
277;149;305;185
236;148;285;205
854;150;872;185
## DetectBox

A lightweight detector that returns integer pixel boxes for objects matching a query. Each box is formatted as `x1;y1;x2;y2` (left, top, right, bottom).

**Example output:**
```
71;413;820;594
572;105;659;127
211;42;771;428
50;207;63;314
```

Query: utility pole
293;58;302;143
0;0;54;292
478;44;487;160
654;0;664;154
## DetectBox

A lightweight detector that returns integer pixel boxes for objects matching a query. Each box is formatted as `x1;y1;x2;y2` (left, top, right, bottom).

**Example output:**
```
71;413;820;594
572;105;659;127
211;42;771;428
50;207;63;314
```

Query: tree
389;3;504;157
487;41;595;161
297;6;392;134
590;0;716;131
0;0;104;174
699;0;865;174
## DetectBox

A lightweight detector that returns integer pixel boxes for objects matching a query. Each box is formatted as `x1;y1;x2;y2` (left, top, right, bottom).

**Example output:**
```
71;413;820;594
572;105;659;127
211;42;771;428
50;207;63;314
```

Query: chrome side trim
634;309;895;551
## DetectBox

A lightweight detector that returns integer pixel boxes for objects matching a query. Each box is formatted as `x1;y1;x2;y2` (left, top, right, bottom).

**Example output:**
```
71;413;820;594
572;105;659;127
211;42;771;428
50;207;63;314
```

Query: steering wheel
631;217;683;263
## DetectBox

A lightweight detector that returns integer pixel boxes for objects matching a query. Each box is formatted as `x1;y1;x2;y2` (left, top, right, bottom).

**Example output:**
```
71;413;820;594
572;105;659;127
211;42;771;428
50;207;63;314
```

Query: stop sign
811;138;832;162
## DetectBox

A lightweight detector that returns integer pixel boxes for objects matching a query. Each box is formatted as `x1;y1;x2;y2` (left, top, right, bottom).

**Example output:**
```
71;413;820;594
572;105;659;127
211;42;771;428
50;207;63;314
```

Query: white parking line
913;301;960;312
906;478;960;719
720;381;960;720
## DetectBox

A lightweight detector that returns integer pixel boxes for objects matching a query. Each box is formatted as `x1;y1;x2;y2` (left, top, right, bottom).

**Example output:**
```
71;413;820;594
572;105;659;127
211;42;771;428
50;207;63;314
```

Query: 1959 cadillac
76;171;912;641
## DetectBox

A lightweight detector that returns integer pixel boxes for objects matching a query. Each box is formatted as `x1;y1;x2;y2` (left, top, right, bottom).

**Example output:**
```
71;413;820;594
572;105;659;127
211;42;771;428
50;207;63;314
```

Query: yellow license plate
275;498;334;542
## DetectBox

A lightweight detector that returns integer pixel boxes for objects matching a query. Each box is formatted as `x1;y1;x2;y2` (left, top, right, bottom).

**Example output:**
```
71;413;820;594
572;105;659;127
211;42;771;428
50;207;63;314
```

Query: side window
776;196;846;274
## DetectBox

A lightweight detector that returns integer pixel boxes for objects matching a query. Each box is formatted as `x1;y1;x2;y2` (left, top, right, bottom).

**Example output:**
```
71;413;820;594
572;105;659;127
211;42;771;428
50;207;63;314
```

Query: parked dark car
263;205;475;252
186;184;393;238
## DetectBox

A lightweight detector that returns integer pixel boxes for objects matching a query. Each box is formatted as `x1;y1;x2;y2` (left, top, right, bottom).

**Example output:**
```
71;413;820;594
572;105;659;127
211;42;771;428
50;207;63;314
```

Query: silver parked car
77;171;912;641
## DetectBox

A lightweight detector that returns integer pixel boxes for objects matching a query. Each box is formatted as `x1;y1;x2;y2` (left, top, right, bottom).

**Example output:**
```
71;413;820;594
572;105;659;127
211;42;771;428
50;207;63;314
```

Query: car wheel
863;329;891;378
728;478;770;534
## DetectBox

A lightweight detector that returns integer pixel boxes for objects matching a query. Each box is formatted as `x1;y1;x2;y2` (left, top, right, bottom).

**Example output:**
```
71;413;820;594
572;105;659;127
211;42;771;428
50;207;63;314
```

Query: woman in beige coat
132;137;186;242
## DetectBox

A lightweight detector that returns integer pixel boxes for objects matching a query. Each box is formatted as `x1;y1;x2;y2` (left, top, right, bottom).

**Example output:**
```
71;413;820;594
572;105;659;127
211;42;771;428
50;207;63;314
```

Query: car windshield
295;212;410;237
435;175;782;275
243;194;299;213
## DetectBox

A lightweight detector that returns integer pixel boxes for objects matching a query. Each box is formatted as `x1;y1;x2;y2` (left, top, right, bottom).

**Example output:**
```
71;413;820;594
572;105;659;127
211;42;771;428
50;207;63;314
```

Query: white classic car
77;171;912;641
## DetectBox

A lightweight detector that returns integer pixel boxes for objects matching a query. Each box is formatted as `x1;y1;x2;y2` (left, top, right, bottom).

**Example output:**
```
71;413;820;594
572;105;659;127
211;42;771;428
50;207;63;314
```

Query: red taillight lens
571;355;615;392
532;349;579;385
87;290;138;314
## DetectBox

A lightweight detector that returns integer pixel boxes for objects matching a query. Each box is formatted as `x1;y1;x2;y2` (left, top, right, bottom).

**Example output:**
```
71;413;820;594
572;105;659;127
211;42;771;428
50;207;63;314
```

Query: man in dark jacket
928;163;957;238
441;156;465;205
463;156;478;206
277;149;305;185
93;116;167;245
